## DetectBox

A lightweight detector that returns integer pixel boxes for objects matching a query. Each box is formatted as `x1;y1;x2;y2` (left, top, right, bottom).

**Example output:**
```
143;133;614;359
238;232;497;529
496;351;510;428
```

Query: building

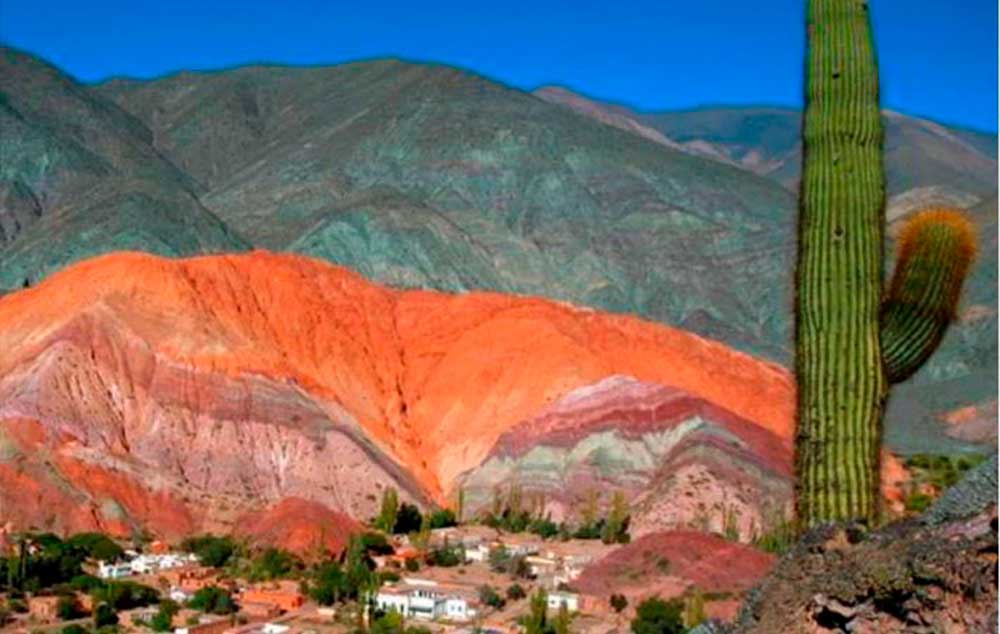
169;588;192;603
462;543;490;563
131;552;197;574
373;579;477;622
546;591;579;613
240;588;305;613
240;602;282;620
120;606;159;627
524;555;559;578
97;561;134;579
27;596;61;621
173;616;234;634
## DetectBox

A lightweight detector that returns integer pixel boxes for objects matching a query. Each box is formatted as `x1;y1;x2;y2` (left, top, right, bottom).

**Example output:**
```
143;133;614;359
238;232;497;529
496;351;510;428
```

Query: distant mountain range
1;44;995;464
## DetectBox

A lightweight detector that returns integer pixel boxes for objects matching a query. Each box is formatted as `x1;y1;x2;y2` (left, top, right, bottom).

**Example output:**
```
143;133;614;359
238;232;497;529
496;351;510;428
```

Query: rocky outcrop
722;455;998;633
458;376;793;540
0;251;794;541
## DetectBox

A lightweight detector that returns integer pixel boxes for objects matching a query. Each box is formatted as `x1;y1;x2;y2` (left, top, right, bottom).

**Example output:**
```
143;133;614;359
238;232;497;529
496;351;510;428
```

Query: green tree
523;589;549;634
309;562;350;606
630;597;684;634
683;592;706;629
150;599;180;632
506;584;526;601
371;610;404;634
376;488;400;533
62;626;89;634
393;503;422;534
93;603;118;629
65;533;124;563
428;509;457;529
553;603;570;634
610;594;628;614
57;595;82;620
179;535;237;568
601;492;630;544
249;548;301;581
188;586;236;615
478;585;505;609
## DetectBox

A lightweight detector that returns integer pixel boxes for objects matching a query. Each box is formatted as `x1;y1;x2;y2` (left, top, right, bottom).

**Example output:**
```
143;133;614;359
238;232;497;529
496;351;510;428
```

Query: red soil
235;497;363;557
574;530;776;599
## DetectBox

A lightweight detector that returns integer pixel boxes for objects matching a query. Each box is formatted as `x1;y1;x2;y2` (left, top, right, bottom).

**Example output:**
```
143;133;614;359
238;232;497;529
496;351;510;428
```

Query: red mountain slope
0;251;794;543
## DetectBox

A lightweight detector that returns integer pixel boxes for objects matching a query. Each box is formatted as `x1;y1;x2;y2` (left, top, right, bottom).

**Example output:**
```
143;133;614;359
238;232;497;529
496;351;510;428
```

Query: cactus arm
795;0;887;527
880;209;977;383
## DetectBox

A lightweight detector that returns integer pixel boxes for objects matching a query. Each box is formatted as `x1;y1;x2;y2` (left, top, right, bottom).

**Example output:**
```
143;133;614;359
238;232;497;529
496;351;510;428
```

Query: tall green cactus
795;0;975;528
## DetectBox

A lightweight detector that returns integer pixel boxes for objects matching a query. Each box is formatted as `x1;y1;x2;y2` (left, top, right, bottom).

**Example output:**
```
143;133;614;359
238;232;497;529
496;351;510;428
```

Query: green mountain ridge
0;46;249;288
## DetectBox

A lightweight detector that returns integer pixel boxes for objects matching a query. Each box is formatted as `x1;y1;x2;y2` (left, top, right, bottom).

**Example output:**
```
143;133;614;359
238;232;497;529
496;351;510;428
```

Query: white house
462;543;490;563
374;579;477;622
97;561;134;579
168;588;191;603
547;591;579;613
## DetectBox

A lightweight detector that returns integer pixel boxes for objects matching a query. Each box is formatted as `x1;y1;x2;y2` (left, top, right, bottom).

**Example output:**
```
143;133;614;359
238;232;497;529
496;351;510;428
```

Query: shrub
610;594;628;613
57;595;82;620
479;585;505;609
630;597;684;634
93;603;118;628
187;586;236;615
428;509;457;529
179;535;238;568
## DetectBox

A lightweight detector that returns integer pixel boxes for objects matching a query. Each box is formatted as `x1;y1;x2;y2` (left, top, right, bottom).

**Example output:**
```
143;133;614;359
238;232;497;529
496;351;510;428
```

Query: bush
610;594;628;613
93;581;158;610
478;585;505;609
506;584;526;600
188;586;236;615
150;599;179;632
57;595;83;620
630;597;684;634
404;558;420;572
393;504;423;534
94;603;118;628
358;532;394;556
309;562;351;606
62;626;89;634
428;509;457;529
425;546;462;568
249;548;302;581
64;533;124;563
180;535;237;568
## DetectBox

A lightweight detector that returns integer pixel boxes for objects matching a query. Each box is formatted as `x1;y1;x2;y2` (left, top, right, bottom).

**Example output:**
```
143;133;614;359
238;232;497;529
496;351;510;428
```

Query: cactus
795;0;975;528
881;209;977;383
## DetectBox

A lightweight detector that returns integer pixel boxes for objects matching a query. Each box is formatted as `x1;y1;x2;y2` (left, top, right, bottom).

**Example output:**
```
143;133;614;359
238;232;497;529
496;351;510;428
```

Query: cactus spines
881;209;977;383
796;0;887;527
795;2;977;529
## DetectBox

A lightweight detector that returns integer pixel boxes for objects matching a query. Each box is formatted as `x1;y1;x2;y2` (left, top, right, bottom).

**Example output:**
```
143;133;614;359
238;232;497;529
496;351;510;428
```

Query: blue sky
1;0;996;132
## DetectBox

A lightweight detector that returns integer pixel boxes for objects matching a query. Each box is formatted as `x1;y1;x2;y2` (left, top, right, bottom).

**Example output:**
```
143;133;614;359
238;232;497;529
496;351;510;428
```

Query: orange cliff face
0;251;795;541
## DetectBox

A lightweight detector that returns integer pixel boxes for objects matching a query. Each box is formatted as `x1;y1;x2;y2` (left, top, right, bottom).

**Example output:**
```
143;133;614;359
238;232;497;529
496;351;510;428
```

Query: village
0;489;684;634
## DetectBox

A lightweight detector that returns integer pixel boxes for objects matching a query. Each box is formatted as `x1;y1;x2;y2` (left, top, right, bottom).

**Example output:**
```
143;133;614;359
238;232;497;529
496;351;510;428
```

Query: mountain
536;89;998;196
0;251;794;542
93;59;798;362
0;47;248;289
458;376;794;541
535;87;998;455
1;49;993;460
